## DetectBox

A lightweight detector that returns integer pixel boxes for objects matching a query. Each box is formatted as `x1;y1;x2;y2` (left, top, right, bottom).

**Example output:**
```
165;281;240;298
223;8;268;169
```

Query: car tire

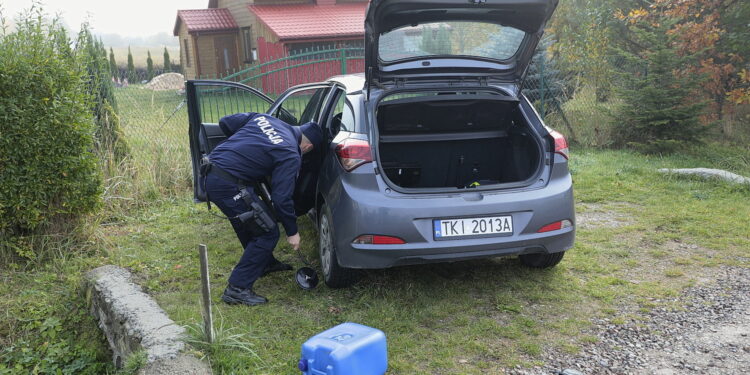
519;251;565;268
318;204;359;288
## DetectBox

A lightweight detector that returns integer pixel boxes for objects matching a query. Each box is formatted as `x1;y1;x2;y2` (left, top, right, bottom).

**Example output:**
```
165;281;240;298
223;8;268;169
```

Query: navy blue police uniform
201;112;319;304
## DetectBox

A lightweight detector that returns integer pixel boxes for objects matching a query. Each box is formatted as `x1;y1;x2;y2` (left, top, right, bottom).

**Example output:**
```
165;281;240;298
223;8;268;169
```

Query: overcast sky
4;0;208;37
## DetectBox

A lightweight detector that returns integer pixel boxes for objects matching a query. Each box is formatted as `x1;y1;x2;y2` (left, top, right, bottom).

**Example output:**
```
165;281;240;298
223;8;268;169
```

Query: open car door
186;80;274;202
266;84;334;216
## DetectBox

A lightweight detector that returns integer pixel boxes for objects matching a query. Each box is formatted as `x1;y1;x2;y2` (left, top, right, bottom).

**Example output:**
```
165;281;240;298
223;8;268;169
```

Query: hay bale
145;72;185;91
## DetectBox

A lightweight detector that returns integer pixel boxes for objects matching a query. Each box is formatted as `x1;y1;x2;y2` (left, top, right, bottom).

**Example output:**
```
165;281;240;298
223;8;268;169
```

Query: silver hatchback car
187;0;574;288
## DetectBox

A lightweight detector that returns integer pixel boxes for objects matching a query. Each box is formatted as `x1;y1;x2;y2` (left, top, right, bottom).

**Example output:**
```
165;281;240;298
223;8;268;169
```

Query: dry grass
110;46;180;69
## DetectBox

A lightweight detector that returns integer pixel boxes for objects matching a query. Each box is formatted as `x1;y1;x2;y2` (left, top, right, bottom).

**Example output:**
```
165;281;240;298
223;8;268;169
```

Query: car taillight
549;130;569;160
537;219;573;233
352;235;406;245
335;138;372;171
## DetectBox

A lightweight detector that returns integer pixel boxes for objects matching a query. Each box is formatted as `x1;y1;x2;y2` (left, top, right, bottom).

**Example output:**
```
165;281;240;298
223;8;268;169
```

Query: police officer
202;112;323;306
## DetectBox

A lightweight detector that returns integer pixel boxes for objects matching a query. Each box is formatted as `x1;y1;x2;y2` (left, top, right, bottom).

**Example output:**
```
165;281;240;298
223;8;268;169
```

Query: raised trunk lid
365;0;558;93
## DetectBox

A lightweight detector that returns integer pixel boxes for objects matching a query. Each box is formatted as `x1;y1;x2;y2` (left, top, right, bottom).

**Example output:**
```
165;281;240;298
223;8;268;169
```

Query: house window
241;27;254;63
183;39;191;67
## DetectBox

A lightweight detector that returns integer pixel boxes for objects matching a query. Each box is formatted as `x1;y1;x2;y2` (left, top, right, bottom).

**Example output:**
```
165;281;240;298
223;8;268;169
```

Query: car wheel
319;204;359;288
519;251;565;268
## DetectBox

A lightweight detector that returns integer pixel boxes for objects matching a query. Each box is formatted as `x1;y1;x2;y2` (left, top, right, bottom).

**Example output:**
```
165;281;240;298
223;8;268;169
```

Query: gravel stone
511;266;750;374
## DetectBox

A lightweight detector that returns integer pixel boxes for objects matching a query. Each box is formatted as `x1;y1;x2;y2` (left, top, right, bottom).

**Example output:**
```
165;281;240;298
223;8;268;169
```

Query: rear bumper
344;228;574;268
327;164;575;269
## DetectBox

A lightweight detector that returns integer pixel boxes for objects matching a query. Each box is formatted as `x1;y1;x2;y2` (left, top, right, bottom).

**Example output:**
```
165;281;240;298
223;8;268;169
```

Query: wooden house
173;0;368;82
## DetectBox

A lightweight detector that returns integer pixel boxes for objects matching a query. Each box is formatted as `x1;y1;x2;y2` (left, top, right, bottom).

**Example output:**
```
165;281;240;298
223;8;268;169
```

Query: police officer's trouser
202;173;280;289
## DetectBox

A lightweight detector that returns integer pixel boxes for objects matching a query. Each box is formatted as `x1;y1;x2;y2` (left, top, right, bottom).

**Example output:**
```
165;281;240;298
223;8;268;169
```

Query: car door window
186;80;274;201
326;90;354;138
273;87;329;126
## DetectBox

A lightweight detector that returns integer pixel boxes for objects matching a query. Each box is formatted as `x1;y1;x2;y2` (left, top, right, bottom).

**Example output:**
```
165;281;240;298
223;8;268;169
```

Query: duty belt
207;163;252;187
201;158;277;220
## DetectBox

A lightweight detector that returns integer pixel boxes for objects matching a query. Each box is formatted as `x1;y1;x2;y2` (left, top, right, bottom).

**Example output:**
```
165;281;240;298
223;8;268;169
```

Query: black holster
202;157;277;236
235;188;276;236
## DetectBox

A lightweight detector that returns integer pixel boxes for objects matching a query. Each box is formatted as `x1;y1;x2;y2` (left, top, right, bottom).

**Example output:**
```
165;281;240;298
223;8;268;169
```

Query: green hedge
0;11;101;252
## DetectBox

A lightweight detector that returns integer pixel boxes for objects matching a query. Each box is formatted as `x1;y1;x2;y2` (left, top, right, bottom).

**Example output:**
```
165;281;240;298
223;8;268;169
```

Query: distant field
110;46;180;68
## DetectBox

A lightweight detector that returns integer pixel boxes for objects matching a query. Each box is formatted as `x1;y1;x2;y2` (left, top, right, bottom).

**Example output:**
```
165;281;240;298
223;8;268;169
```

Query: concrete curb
658;168;750;185
85;265;211;374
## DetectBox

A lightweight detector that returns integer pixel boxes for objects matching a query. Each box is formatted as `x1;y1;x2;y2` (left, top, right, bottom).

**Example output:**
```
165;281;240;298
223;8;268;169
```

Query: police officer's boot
221;284;268;306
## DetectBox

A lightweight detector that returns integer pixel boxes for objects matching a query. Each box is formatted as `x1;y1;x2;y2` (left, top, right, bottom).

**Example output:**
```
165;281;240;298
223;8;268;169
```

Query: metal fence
111;48;625;197
218;47;365;95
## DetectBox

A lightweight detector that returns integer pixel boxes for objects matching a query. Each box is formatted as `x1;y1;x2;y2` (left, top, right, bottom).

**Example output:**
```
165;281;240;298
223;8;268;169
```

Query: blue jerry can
299;322;387;375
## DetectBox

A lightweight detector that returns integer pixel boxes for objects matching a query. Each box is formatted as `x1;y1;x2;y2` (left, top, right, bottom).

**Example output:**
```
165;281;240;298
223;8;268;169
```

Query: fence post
340;48;347;75
198;244;213;343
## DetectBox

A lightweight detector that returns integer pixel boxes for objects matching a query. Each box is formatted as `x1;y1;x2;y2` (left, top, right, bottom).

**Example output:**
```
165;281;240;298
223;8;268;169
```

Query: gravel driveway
511;266;750;375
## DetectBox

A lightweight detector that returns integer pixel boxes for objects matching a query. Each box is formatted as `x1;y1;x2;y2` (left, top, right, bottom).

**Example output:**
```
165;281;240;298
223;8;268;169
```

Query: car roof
326;73;365;94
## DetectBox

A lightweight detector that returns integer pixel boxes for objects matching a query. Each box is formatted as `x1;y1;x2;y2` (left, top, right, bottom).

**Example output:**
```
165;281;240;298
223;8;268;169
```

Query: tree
547;0;634;102
163;47;171;72
659;0;740;128
613;7;706;153
126;46;136;83
420;25;451;55
146;50;154;81
722;2;750;110
449;22;489;54
616;0;750;135
77;27;129;162
109;47;117;79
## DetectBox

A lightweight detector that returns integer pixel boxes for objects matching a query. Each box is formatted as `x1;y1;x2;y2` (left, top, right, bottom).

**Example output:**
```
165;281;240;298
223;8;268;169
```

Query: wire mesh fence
110;48;627;199
522;54;627;149
111;70;192;198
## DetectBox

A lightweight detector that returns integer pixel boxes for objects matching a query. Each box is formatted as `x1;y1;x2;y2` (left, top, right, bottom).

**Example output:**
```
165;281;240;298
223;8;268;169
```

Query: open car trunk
376;93;544;190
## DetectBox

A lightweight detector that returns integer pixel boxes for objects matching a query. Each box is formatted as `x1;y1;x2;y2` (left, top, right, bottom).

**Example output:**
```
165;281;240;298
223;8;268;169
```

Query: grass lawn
97;146;750;374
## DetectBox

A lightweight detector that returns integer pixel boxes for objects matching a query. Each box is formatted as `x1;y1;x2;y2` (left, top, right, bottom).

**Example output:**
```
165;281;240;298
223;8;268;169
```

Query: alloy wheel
319;213;333;276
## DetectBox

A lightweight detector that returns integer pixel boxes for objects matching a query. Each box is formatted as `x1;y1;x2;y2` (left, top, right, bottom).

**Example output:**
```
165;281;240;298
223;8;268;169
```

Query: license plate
433;215;513;239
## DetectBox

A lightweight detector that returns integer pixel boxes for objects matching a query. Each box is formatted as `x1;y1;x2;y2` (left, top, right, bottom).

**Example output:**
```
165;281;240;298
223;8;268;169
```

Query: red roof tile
174;9;238;35
249;3;367;41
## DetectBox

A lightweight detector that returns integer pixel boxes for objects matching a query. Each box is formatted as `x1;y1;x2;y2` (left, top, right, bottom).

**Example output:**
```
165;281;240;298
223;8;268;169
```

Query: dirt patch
137;355;211;375
623;239;719;285
576;203;636;230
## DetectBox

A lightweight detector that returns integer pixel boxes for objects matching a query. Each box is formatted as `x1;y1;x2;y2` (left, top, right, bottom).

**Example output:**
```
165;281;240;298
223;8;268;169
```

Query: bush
0;8;101;257
545;85;621;148
0;258;112;373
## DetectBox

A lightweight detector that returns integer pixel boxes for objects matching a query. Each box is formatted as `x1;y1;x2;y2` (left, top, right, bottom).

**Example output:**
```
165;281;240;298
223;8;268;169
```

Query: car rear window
378;21;526;63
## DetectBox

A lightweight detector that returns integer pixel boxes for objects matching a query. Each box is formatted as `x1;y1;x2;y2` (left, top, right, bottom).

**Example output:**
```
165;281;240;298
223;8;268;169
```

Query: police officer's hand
287;233;301;251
